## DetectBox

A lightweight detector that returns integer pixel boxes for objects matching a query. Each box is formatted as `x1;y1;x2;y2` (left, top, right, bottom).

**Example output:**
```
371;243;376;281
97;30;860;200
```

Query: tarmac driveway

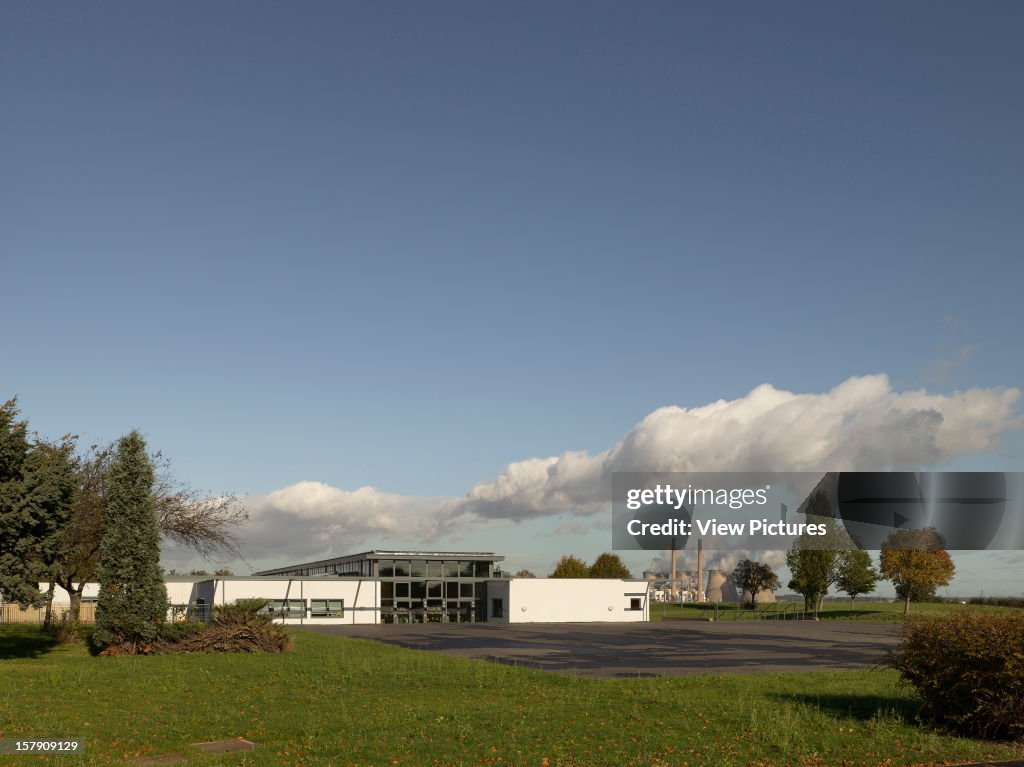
301;620;900;678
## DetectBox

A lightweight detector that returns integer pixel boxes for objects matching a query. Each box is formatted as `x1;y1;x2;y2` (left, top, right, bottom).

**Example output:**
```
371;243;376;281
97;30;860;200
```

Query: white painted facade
29;577;650;625
205;577;380;625
30;579;203;606
486;579;649;623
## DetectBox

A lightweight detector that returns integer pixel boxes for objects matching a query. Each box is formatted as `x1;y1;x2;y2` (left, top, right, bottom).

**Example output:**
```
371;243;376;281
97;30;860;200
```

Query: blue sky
3;3;1022;590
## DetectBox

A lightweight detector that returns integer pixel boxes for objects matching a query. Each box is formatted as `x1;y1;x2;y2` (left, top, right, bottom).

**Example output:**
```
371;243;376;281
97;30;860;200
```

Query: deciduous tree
835;549;879;608
732;559;781;607
152;451;248;558
589;552;632;579
51;443;247;622
786;491;854;614
550;555;589;578
880;527;954;615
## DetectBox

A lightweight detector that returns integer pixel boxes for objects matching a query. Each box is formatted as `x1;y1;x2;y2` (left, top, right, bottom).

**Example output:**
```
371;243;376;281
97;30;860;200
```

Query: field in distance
650;598;1024;622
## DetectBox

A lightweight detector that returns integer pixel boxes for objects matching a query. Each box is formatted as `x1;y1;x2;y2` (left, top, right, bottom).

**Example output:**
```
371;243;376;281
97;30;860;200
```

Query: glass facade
374;556;495;624
255;551;504;624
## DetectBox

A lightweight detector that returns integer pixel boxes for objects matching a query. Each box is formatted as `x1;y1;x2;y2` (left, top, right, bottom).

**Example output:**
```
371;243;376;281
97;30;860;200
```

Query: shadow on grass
0;626;60;660
768;691;918;723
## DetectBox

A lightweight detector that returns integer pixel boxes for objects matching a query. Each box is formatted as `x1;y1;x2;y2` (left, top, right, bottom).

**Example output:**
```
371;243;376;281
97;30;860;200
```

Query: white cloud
180;375;1020;572
456;374;1020;521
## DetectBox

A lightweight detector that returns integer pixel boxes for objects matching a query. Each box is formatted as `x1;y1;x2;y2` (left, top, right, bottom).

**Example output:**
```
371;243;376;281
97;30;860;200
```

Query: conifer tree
94;431;168;650
0;398;33;603
0;399;76;607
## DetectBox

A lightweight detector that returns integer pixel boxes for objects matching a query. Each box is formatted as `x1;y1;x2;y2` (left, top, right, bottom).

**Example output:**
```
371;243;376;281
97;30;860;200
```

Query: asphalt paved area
302;620;900;678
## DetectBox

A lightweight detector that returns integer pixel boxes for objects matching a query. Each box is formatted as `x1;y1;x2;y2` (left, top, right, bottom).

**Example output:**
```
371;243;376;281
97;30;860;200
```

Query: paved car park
303;620;900;678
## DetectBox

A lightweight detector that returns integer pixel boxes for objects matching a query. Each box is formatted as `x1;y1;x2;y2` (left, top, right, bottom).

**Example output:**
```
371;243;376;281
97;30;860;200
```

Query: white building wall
212;578;380;625
489;579;649;623
36;583;100;604
30;577;648;625
35;580;205;607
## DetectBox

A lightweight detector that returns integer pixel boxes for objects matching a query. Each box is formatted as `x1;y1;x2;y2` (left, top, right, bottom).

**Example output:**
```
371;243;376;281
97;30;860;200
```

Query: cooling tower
705;569;739;603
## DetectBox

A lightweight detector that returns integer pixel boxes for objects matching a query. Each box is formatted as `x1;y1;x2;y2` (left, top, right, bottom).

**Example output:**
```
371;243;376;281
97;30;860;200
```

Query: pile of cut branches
156;598;292;654
171;622;292;653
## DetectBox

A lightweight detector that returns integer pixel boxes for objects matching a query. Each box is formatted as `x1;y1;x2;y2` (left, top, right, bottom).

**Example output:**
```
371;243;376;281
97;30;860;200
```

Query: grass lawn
2;624;1023;767
650;600;1024;623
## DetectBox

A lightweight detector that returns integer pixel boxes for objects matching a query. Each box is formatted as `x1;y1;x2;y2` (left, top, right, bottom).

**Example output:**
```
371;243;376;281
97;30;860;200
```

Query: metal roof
254;549;504;576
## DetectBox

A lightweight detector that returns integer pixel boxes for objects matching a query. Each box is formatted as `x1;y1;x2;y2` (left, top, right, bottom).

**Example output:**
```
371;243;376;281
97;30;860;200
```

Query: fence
1;602;97;625
1;602;214;625
698;602;807;621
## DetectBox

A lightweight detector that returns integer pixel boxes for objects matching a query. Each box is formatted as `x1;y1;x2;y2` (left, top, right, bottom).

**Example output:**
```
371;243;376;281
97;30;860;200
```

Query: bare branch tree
51;445;249;622
151;452;248;558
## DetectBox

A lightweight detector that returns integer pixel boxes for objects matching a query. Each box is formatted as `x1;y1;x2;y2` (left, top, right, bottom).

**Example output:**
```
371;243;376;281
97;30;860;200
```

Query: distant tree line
547;552;633;579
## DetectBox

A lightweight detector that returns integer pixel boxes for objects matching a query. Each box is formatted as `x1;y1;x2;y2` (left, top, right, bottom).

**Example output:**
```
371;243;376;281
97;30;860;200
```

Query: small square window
311;599;344;618
263;599;305;618
629;598;642;611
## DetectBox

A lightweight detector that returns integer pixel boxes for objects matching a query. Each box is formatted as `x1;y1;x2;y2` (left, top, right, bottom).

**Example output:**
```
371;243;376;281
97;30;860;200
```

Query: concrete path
302;620;900;678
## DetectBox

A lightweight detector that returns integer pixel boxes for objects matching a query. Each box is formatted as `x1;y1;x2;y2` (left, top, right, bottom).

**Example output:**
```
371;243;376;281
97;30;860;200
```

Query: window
629;598;642;611
394;561;410;577
443;561;459;578
491;598;503;618
264;599;305;619
427;561;443;578
311;599;344;618
474;561;490;577
459;561;474;577
459;583;474;598
378;560;394;577
410;560;426;578
446;582;459;599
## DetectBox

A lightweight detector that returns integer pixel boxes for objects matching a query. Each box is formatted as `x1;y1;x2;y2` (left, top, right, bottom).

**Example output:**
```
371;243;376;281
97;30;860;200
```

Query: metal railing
697;602;807;621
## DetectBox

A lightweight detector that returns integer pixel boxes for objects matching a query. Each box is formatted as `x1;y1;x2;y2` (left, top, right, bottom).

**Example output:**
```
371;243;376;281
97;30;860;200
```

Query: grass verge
2;625;1023;766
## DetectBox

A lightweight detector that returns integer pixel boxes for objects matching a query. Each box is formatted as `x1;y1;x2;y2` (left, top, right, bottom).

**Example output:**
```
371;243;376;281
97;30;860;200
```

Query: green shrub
968;596;1024;609
47;613;82;644
157;621;207;644
885;611;1024;739
212;598;270;626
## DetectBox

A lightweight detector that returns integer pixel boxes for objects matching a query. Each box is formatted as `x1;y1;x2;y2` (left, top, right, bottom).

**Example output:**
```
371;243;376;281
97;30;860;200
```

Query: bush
47;613;82;645
212;598;271;626
968;596;1024;609
157;621;207;644
885;611;1024;739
